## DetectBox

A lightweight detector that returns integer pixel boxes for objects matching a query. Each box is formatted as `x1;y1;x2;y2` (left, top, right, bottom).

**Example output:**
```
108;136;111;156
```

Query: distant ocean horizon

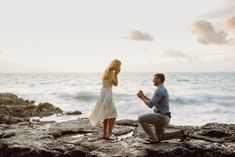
1;72;234;126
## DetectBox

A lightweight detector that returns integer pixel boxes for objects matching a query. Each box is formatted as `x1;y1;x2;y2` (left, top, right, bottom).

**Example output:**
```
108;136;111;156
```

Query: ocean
0;72;234;126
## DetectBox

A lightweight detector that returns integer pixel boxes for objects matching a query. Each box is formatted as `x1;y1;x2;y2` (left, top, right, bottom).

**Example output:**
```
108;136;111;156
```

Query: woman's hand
114;69;120;76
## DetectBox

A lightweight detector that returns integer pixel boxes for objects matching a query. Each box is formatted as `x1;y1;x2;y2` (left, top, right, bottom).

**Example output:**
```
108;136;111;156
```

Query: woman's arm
111;74;118;86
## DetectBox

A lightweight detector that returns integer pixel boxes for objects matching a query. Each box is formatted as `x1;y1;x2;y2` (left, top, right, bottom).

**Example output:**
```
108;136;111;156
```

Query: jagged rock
0;93;63;124
0;118;234;157
0;114;29;125
115;119;139;127
37;102;63;117
64;111;82;116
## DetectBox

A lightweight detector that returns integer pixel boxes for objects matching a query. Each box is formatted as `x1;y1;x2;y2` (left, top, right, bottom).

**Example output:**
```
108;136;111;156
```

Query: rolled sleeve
147;89;163;108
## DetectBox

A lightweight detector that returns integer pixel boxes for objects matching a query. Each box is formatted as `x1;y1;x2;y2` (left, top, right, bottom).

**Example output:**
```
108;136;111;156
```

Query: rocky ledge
0;118;234;157
0;93;234;157
0;93;64;124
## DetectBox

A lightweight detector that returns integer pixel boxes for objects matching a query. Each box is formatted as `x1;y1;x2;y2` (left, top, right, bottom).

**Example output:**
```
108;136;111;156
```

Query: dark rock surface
0;118;234;157
0;93;63;124
64;111;82;116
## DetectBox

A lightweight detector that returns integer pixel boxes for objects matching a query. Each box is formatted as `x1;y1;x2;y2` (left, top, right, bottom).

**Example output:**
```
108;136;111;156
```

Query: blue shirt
147;84;170;113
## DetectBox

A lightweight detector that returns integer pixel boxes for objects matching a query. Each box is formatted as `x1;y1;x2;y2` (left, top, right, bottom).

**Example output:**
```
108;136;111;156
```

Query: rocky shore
0;93;234;157
0;93;64;124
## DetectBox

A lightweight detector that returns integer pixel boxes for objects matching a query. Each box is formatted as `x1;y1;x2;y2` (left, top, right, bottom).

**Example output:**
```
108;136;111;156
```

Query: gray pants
138;113;183;141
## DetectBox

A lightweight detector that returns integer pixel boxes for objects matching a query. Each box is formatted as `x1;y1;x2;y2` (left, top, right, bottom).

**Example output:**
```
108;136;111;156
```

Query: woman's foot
107;131;112;138
102;136;114;140
103;137;109;140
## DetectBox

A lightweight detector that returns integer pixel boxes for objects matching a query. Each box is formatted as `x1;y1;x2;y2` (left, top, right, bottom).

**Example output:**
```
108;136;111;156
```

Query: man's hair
154;73;165;83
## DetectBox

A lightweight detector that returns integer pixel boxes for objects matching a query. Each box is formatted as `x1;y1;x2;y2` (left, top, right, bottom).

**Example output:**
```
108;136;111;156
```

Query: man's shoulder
154;87;164;94
158;84;166;90
157;84;168;94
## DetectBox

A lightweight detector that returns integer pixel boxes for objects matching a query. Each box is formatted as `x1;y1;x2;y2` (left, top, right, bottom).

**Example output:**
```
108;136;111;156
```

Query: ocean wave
57;90;235;108
176;79;190;82
59;91;135;102
170;94;235;106
59;91;98;102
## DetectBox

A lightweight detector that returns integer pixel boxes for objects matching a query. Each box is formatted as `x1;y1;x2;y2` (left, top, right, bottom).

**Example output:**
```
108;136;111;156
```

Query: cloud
192;20;231;45
163;48;190;60
200;1;235;19
225;16;235;30
124;30;154;41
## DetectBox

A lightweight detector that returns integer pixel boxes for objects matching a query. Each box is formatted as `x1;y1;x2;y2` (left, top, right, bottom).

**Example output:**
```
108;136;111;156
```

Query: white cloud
163;48;189;60
225;16;235;30
192;20;231;45
124;30;154;41
200;1;235;19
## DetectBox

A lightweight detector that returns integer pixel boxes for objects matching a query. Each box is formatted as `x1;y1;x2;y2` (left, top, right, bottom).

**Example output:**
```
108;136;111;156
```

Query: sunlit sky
0;0;235;73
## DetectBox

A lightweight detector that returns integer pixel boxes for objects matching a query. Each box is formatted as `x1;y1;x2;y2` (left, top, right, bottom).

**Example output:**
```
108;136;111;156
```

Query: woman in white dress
89;59;121;140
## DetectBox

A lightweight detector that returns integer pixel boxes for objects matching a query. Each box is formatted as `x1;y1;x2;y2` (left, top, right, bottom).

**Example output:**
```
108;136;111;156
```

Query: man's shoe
180;130;189;142
143;139;160;144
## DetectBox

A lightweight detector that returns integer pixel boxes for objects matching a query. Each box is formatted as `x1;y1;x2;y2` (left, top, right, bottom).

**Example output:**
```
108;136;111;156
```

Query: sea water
0;72;234;126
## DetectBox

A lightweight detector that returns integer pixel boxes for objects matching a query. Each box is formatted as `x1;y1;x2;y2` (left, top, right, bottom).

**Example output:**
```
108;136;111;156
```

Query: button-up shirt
147;84;170;113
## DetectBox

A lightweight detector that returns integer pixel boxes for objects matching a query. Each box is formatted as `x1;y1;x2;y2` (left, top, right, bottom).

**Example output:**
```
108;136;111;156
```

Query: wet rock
0;118;234;157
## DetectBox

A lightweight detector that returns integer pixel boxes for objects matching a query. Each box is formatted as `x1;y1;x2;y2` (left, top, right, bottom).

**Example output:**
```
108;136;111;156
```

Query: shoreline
0;93;234;156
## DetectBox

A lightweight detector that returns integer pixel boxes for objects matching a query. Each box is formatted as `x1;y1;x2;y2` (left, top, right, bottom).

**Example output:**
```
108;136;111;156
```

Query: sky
0;0;235;73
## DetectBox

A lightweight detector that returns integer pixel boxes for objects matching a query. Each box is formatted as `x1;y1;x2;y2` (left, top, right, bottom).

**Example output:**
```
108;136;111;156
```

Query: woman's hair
103;59;121;80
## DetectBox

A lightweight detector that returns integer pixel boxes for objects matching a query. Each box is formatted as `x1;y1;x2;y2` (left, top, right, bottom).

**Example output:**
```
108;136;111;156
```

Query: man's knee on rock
138;115;144;122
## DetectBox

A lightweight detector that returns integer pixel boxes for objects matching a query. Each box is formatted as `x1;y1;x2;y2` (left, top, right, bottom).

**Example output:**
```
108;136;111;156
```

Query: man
137;73;188;144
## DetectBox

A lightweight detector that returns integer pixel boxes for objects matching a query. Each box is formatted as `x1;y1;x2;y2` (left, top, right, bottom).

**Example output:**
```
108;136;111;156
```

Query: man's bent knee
138;115;144;122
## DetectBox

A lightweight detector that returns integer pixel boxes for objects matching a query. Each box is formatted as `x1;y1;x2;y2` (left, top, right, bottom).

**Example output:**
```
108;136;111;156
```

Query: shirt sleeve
147;89;163;108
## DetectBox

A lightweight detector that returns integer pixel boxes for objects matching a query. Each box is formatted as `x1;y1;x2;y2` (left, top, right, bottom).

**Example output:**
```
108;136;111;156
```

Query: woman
89;59;121;140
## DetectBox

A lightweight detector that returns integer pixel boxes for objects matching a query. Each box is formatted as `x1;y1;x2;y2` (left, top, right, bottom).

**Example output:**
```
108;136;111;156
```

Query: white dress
89;78;117;126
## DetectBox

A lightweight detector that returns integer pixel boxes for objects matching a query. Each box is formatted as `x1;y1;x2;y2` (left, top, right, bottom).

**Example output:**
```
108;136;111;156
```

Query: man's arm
147;89;163;108
137;93;150;106
137;89;163;108
137;90;152;107
139;90;150;101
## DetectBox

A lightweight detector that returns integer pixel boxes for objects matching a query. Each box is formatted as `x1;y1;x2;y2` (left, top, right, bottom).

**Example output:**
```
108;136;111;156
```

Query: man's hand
137;90;144;99
137;93;143;99
137;90;151;107
137;90;151;102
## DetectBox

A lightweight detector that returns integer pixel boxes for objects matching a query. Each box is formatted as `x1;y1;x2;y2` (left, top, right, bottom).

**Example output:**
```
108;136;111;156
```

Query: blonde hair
103;59;121;80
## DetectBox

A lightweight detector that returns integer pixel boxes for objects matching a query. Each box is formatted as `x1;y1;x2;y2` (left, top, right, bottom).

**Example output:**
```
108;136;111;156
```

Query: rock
64;111;82;116
115;119;139;127
0;114;29;125
0;93;63;124
0;118;234;157
37;102;63;117
2;132;15;138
